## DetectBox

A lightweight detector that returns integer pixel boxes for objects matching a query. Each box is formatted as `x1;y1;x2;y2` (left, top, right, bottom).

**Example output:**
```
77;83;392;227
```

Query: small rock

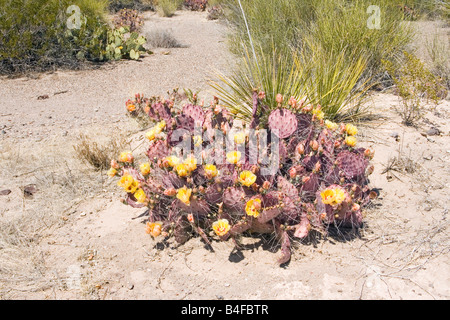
1;130;5;134
423;154;433;160
389;132;400;141
0;189;11;195
216;295;224;300
224;283;230;287
62;131;68;137
80;212;87;217
127;283;134;290
426;127;440;136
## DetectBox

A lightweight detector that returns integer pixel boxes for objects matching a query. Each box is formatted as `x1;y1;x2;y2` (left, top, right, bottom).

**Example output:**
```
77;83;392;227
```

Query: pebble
80;212;87;216
127;283;134;290
389;132;400;141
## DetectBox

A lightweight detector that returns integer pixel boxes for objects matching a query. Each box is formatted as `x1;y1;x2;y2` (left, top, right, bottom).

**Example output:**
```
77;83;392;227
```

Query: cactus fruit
112;91;376;265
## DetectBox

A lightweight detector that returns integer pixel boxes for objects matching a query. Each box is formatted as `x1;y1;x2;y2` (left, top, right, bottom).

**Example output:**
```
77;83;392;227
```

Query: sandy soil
0;11;449;300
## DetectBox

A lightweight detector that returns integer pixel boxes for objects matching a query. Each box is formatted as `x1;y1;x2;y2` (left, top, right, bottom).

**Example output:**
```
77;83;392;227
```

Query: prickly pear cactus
109;90;377;265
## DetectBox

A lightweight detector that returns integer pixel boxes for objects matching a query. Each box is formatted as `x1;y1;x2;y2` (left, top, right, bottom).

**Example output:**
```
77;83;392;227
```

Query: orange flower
127;104;136;112
245;198;262;218
212;219;230;237
239;170;257;187
226;151;241;164
176;186;192;206
146;221;163;238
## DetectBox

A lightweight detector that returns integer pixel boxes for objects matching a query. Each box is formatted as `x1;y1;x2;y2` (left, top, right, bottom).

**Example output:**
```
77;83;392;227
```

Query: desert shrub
183;0;208;11
426;34;450;91
0;0;111;74
211;43;374;124
156;0;183;17
206;5;224;20
383;51;447;125
104;26;148;60
145;29;185;48
108;90;377;264
221;0;414;85
74;133;129;170
113;8;144;32
109;0;156;12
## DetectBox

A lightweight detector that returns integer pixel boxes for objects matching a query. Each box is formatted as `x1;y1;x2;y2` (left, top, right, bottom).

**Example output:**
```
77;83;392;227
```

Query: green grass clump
211;0;416;122
0;0;110;74
156;0;183;17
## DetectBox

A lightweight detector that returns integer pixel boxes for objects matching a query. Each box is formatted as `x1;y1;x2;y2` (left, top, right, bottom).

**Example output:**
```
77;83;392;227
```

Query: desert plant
157;0;182;17
383;51;446;125
183;0;208;11
0;0;110;74
108;89;377;265
104;26;148;60
221;0;414;84
113;8;144;32
109;0;156;12
74;133;129;170
145;28;185;48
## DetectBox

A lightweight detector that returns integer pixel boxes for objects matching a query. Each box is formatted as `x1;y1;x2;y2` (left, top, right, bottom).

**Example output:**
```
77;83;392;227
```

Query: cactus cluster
110;90;377;264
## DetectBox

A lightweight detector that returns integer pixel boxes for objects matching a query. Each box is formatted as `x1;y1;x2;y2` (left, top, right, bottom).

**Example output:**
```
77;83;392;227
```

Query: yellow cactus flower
320;189;336;205
184;155;197;172
134;188;147;203
325;120;338;131
204;164;218;179
239;170;257;187
156;120;166;130
166;155;180;167
345;136;357;147
117;174;139;194
175;163;189;177
333;187;346;205
140;162;151;176
312;108;324;120
320;186;346;206
226;151;241;164
345;124;358;136
193;135;203;147
146;221;162;238
233;131;246;144
212;219;231;237
107;167;117;177
119;151;133;163
176;186;192;206
145;127;158;141
245;198;262;218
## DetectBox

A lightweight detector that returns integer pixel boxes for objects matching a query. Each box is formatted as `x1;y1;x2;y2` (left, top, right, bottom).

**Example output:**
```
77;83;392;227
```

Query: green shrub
0;0;110;74
383;51;447;125
157;0;183;17
108;0;156;12
221;0;414;83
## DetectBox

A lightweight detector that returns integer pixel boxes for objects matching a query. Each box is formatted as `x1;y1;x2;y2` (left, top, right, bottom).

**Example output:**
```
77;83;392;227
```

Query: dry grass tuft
73;133;129;170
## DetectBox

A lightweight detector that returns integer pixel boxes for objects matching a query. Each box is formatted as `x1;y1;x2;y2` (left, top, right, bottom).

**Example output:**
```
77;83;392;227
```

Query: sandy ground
0;11;449;300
